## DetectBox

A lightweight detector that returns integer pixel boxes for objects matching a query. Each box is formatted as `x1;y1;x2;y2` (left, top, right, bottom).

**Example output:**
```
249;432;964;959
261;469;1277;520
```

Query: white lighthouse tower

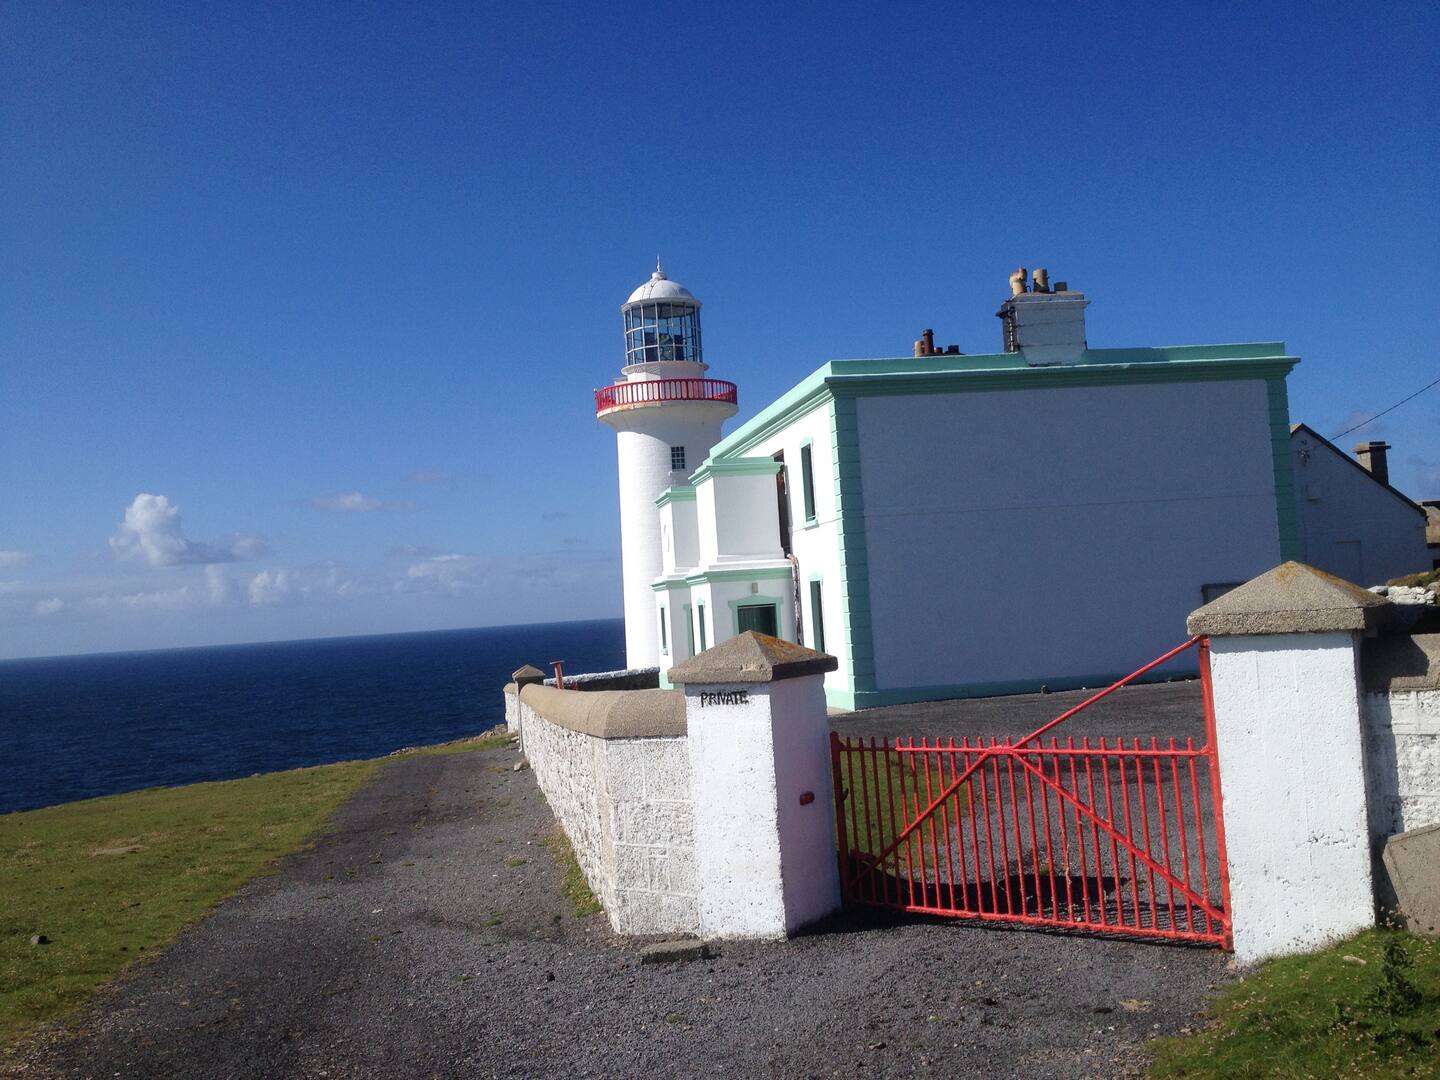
597;265;738;669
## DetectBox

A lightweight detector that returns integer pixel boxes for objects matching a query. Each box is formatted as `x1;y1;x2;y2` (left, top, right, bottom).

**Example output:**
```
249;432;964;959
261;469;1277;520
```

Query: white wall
1363;688;1440;837
659;496;700;576
1208;633;1375;964
857;380;1282;691
743;402;851;694
1291;430;1430;585
695;471;785;566
613;405;728;670
685;676;839;937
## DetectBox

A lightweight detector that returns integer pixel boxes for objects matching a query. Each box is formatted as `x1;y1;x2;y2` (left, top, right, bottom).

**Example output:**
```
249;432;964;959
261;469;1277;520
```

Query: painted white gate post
1188;561;1392;965
668;632;841;938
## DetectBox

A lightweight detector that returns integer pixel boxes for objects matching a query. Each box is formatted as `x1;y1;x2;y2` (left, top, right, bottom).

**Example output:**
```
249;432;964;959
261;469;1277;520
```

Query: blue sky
2;1;1437;659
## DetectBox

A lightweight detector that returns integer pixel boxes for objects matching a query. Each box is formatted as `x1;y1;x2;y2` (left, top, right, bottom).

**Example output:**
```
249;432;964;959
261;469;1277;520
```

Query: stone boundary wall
503;682;698;935
1362;633;1440;838
542;667;660;692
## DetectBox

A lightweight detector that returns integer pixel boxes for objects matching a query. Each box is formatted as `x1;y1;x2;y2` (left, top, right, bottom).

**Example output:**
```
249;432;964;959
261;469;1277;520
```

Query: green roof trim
654;485;696;508
683;565;794;587
650;578;692;593
705;343;1298;465
689;458;782;485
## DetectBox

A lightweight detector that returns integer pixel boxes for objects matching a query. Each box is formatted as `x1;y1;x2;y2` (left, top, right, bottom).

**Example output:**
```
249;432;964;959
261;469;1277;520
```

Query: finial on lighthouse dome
622;261;704;365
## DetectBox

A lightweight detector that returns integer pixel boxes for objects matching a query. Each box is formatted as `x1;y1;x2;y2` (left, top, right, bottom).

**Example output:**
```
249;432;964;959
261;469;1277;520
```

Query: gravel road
9;707;1230;1080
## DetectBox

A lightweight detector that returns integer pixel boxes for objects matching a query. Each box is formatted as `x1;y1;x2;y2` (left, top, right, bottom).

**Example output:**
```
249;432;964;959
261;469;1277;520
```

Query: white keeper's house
597;265;1300;709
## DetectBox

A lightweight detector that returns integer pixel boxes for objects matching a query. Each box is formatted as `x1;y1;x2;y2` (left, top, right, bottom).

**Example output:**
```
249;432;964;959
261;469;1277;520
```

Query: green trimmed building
637;275;1298;709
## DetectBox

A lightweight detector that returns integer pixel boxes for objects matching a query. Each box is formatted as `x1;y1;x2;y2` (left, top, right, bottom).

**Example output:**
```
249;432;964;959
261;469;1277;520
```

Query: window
1201;582;1242;604
684;604;695;654
670;445;686;471
697;605;708;651
800;442;816;523
736;603;778;637
809;580;825;653
659;607;668;654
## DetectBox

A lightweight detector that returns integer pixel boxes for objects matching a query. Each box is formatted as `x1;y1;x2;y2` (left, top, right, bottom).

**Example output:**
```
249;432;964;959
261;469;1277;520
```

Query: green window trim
728;594;785;638
800;438;817;524
683;603;694;656
697;604;708;652
808;577;826;654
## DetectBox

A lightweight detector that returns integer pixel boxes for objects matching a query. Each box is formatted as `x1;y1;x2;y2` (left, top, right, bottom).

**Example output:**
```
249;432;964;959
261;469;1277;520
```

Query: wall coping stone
1187;561;1392;636
503;682;518;696
1362;633;1440;693
667;631;838;685
512;664;547;681
519;684;686;738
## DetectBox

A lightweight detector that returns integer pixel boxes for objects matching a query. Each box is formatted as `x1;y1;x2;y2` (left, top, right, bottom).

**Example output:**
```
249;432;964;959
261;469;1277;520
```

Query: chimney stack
996;267;1089;366
1353;441;1391;486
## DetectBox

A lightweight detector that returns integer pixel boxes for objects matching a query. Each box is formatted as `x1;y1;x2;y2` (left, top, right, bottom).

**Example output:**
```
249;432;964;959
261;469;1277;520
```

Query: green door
736;603;778;637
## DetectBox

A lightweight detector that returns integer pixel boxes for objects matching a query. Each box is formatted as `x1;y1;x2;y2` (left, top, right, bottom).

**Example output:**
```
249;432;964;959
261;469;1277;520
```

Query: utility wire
1332;374;1440;440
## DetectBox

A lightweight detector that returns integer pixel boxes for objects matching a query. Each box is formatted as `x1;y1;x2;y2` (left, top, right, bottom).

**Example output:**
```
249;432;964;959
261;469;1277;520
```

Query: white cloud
109;494;263;567
205;565;233;605
312;492;413;513
0;550;33;568
34;597;65;616
248;569;294;606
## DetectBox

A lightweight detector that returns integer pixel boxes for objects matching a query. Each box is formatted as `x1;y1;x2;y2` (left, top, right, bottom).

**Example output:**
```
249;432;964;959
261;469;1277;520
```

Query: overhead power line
1332;374;1440;440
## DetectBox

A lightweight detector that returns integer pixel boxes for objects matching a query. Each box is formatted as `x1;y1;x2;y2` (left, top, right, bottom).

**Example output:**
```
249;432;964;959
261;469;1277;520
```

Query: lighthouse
597;265;738;669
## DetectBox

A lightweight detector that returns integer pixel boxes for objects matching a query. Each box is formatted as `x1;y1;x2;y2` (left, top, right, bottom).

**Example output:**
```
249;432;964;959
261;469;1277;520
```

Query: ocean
0;619;625;815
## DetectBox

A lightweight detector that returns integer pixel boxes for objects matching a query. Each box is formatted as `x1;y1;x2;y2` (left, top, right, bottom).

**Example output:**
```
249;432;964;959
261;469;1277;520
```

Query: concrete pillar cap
1187;561;1392;636
511;664;547;681
667;631;838;685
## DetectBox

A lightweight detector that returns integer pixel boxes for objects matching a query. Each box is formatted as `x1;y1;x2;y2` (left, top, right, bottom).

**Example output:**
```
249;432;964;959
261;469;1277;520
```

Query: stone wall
506;682;698;935
1362;633;1440;838
542;667;661;692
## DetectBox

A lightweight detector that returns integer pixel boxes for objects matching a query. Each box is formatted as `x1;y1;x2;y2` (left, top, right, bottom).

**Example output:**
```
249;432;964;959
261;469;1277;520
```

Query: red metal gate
830;637;1232;948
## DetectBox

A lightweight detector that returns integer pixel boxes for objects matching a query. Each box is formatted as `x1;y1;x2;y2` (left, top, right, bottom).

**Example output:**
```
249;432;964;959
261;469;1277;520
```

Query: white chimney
996;270;1089;366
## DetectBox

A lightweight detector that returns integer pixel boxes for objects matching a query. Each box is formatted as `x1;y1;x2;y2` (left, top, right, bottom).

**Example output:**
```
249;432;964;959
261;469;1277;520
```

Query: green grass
542;826;601;917
1148;929;1440;1079
837;747;969;870
1386;568;1440;588
0;732;509;1051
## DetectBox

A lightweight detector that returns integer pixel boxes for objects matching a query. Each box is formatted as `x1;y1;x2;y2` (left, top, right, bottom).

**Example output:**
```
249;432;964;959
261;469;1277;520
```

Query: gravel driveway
8;719;1230;1080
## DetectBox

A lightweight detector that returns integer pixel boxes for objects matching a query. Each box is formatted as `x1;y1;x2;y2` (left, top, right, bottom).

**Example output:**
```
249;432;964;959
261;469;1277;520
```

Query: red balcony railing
595;378;738;416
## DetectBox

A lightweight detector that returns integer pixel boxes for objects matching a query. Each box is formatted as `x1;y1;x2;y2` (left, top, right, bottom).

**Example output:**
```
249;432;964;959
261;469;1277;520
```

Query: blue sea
0;619;624;815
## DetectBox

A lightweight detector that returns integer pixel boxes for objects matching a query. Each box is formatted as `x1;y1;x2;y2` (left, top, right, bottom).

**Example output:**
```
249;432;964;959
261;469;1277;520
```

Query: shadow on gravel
797;904;1225;953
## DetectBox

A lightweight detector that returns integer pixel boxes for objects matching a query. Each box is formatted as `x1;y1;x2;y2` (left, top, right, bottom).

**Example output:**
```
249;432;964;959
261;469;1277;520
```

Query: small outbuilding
1288;424;1431;585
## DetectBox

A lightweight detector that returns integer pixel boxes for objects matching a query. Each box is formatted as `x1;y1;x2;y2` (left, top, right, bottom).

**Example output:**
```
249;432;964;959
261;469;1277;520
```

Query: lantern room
622;264;703;366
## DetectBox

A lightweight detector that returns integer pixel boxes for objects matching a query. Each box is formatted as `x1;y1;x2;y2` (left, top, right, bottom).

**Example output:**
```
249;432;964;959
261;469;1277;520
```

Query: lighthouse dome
625;266;700;307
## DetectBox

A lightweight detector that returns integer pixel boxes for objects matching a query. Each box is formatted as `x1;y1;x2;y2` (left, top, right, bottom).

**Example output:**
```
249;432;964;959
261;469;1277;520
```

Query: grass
1386;568;1440;588
836;746;969;870
1148;929;1440;1079
542;826;601;917
0;732;510;1051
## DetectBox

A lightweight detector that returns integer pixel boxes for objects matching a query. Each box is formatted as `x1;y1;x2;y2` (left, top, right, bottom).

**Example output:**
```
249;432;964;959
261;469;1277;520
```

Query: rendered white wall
1208;633;1375;964
659;497;700;576
684;675;839;938
613;405;727;669
743;403;850;695
1290;430;1430;585
1363;689;1440;837
857;380;1283;691
694;471;785;565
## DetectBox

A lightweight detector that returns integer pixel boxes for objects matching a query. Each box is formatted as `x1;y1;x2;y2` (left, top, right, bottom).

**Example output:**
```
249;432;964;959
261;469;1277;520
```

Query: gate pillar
1189;561;1392;965
668;631;840;938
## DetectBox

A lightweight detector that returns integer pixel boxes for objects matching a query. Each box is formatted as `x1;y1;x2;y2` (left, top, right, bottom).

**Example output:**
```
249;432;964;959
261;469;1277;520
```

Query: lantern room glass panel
623;300;703;365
